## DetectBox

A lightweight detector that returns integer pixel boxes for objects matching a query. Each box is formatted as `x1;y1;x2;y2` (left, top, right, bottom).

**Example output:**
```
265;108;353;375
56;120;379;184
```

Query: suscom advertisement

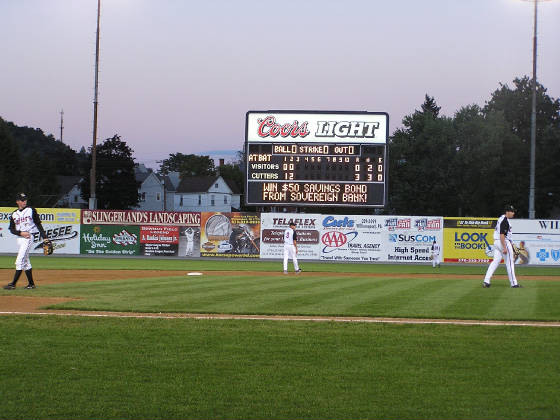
318;214;443;263
259;213;443;263
0;208;81;255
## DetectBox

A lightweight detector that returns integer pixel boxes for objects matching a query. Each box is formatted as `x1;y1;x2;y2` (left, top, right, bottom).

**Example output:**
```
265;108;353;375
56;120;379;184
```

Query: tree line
0;76;558;217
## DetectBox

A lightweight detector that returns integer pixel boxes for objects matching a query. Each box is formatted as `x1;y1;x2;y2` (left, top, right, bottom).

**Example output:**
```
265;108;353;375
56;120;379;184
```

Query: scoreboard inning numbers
245;111;388;207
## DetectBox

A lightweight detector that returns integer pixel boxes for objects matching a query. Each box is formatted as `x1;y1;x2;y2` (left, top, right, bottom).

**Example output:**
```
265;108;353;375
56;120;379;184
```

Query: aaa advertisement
318;215;443;263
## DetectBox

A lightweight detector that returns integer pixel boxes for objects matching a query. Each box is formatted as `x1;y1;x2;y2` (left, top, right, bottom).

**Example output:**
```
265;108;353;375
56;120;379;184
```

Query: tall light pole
89;0;101;210
528;0;538;219
524;0;553;219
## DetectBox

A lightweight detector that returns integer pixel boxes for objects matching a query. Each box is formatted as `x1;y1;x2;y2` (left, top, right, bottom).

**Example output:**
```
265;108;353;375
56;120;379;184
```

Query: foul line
1;310;559;327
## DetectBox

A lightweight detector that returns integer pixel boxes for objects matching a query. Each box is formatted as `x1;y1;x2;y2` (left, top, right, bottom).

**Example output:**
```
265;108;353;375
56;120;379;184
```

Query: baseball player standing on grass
431;240;441;268
283;222;301;274
483;205;521;288
3;193;48;290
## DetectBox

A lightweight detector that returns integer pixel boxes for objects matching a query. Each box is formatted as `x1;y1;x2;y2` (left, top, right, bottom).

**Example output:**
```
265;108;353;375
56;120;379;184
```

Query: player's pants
283;245;299;272
432;253;440;267
483;240;518;287
185;241;193;256
15;236;34;271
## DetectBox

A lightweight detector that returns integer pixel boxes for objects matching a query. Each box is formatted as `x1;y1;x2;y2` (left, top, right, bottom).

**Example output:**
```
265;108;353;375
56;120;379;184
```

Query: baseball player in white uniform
184;227;194;256
4;193;48;290
483;205;521;288
283;222;301;274
431;240;441;268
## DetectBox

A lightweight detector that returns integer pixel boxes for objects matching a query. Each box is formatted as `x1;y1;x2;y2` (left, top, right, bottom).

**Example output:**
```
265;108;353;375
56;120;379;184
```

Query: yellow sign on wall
443;217;496;263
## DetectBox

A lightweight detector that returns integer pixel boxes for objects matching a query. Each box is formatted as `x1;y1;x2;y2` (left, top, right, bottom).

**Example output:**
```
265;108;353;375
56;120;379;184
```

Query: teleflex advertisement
260;213;322;260
0;208;81;255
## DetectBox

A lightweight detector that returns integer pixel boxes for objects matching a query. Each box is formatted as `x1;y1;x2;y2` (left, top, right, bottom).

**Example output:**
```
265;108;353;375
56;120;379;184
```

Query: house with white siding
173;175;241;212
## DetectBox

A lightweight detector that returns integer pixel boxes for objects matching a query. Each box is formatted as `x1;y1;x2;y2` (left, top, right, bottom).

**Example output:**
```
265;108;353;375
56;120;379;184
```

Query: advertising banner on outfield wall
82;209;200;226
0;207;81;255
443;218;496;263
317;215;443;263
80;210;200;257
509;219;560;265
260;213;322;259
200;212;261;258
81;224;140;255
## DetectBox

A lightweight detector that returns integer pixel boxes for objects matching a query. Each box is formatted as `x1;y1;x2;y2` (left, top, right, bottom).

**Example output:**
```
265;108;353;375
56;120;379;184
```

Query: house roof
56;175;82;194
223;178;241;194
135;171;152;184
175;175;240;194
156;174;176;191
176;176;220;193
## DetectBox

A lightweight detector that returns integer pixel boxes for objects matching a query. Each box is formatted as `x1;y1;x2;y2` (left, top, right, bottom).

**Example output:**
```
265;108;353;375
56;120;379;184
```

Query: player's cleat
295;269;302;274
24;284;36;289
283;271;288;274
482;282;491;288
3;283;16;290
511;284;523;288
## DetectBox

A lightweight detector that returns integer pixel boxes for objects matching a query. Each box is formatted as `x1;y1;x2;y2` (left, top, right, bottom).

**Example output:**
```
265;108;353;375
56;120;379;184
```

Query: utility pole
89;0;101;210
59;109;64;143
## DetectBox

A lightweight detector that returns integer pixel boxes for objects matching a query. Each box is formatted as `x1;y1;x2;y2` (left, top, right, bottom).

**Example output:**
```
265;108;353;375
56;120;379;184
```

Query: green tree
80;135;140;209
484;77;560;217
388;95;458;215
452;105;518;216
0;118;23;205
158;153;216;178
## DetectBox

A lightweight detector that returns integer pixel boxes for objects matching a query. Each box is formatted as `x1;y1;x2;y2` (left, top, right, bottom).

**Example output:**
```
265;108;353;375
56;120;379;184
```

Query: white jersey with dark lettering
493;214;512;242
284;228;297;246
9;206;46;238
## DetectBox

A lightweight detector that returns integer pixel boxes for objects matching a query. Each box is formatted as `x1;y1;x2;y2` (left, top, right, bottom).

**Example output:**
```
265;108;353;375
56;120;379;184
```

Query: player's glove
43;239;53;255
511;243;521;260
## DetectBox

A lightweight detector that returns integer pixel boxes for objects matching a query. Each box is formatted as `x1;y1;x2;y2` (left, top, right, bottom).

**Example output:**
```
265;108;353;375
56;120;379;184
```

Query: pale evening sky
1;0;559;169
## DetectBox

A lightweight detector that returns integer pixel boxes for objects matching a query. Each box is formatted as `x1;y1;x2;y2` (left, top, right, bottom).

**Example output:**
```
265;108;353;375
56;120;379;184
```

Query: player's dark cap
16;193;28;201
289;222;296;227
505;205;516;212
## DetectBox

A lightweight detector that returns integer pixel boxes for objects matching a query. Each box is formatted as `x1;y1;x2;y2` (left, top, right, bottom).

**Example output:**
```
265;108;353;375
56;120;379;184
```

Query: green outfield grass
5;270;560;321
1;256;560;419
0;316;559;420
1;256;559;321
1;255;559;276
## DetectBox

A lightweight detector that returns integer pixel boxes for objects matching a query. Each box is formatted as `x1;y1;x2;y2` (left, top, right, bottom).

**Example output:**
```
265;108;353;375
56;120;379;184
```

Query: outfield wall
1;208;558;265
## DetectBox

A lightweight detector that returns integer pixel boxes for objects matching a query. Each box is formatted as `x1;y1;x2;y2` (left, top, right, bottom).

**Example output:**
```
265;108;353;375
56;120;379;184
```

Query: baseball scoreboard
245;111;388;207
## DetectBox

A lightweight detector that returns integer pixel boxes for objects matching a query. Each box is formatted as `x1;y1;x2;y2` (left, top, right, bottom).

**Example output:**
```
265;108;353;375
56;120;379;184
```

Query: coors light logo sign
246;111;388;144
